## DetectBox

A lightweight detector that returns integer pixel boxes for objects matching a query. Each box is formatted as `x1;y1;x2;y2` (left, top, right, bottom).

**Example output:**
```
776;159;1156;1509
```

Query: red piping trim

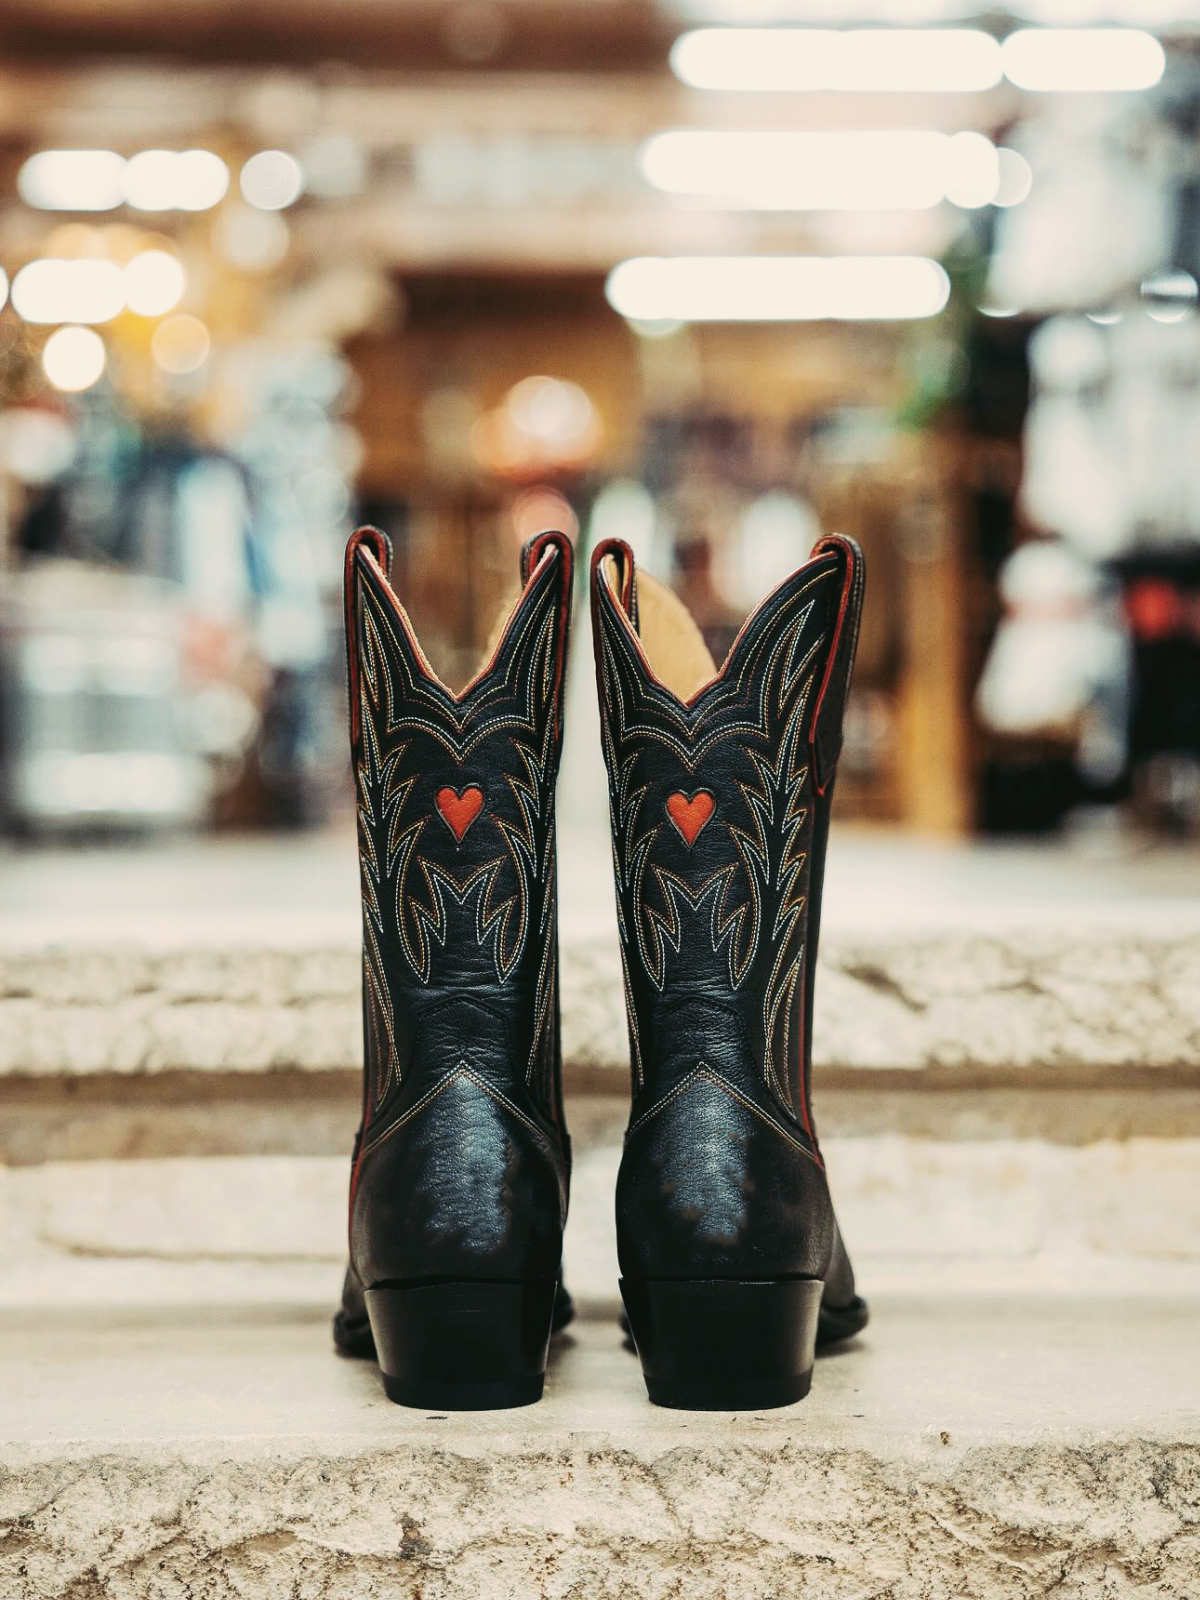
344;526;391;746
808;534;858;798
591;536;633;610
528;530;573;736
348;1135;367;1223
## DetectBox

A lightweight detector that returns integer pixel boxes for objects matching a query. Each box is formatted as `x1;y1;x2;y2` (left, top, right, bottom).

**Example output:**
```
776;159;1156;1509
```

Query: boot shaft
344;527;573;1142
343;528;574;1301
591;533;864;1143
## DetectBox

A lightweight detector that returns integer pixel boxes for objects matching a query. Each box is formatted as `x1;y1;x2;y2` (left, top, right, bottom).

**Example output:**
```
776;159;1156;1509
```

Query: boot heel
620;1277;824;1411
365;1279;557;1410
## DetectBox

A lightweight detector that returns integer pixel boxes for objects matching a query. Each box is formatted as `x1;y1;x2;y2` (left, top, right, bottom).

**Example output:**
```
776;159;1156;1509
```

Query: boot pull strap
344;525;393;747
520;527;570;584
590;537;638;632
809;533;866;796
520;529;574;738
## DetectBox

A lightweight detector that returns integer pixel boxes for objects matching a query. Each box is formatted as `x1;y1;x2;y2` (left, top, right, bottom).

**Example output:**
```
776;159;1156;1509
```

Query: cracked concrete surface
2;1298;1198;1599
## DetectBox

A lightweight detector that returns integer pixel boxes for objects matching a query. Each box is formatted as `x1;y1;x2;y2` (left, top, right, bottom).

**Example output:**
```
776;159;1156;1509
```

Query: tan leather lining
633;570;717;703
389;544;716;704
480;592;520;679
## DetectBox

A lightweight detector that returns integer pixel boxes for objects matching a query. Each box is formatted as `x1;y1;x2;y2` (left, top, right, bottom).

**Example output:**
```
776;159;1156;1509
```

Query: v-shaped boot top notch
595;535;859;715
630;569;719;704
351;526;567;702
594;547;717;703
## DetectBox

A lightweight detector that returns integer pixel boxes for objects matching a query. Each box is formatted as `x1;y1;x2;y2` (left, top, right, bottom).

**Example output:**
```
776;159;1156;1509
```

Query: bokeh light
1002;28;1165;91
214;206;291;272
42;326;107;392
1141;269;1199;324
507;377;596;448
18;149;229;213
470;376;602;475
173;150;231;211
12;259;125;325
123;150;183;212
640;128;1001;212
151;313;211;374
669;27;1003;93
123;250;186;317
606;255;951;322
944;132;1001;210
18;150;125;212
239;151;304;211
994;149;1034;209
511;486;579;545
629;317;684;340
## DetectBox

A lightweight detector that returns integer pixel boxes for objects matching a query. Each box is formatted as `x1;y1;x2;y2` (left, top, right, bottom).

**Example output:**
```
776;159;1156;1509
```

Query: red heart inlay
666;790;715;848
436;784;484;842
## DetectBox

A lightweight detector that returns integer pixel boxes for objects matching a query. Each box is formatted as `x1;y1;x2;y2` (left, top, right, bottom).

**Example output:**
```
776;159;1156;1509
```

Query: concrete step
3;1293;1198;1599
5;911;1200;1086
4;833;1199;1162
5;1134;1200;1313
4;839;1197;1595
4;833;1200;1084
4;893;1200;1296
3;911;1199;1164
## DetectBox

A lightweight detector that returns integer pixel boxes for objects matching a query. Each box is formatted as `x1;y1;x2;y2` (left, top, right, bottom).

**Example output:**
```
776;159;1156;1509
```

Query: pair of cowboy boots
333;523;868;1411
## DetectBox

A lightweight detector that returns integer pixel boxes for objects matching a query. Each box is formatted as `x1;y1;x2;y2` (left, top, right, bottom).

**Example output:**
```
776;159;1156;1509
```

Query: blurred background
1;0;1200;865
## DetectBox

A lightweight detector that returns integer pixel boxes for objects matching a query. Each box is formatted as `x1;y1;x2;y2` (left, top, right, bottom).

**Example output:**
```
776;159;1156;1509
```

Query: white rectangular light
640;129;1000;211
670;27;1003;93
676;2;976;18
1001;28;1165;91
18;151;125;212
17;148;230;213
11;260;126;325
605;255;951;322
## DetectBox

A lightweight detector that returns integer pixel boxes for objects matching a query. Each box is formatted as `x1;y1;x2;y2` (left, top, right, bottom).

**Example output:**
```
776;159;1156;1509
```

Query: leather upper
591;535;865;1289
344;528;573;1290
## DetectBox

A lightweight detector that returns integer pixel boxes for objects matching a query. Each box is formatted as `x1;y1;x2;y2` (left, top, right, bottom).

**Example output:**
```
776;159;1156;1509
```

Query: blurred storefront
1;1;1199;841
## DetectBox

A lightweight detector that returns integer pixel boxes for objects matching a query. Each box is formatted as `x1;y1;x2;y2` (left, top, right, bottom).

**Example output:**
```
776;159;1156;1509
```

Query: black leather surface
591;535;866;1293
341;529;573;1295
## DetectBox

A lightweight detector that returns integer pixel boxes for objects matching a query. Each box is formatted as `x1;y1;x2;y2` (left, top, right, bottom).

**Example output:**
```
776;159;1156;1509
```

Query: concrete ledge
5;1139;1200;1312
2;1298;1198;1599
8;1077;1200;1166
3;920;1200;1084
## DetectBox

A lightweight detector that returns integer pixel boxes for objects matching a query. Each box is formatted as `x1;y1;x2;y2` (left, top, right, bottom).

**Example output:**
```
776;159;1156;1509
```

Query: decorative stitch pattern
595;560;835;1116
352;550;567;1111
625;1062;821;1165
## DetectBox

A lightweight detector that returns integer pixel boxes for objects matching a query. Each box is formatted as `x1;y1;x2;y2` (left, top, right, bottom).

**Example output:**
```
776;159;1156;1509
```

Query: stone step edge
2;1303;1197;1600
7;1079;1200;1167
8;1140;1200;1292
5;1428;1197;1600
3;922;1200;1080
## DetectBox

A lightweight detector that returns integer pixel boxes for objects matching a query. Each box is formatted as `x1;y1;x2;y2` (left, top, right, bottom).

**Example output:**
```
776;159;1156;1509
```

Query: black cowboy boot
590;533;868;1410
333;525;574;1408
